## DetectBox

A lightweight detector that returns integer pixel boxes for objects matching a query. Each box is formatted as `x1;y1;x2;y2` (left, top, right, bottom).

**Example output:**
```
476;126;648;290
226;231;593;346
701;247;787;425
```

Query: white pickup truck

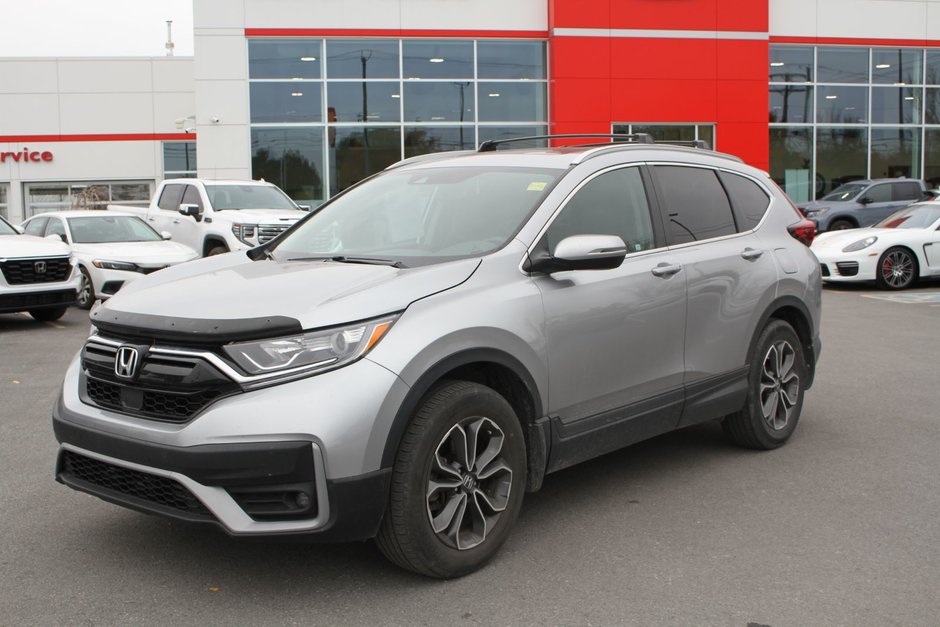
109;179;309;257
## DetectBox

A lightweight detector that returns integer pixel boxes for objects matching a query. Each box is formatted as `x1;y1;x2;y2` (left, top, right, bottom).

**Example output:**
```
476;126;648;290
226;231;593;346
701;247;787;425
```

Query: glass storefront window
815;127;868;197
769;127;813;202
0;184;8;219
816;85;867;123
817;47;868;83
111;183;152;202
404;126;476;157
871;86;921;124
326;40;399;79
926;88;940;124
870;128;920;179
402;40;473;79
24;182;152;217
330;126;402;194
769;46;814;83
477;41;547;79
770;84;812;123
403;82;475;123
927;50;940;85
327;81;401;123
250;82;323;123
478;82;546;122
613;123;716;147
251;128;325;205
871;48;923;85
478;125;549;148
249;40;322;79
924;129;940;187
163;141;196;177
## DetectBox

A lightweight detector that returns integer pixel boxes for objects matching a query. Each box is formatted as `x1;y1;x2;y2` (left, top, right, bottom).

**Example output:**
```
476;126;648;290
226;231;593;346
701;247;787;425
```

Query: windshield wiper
286;255;407;268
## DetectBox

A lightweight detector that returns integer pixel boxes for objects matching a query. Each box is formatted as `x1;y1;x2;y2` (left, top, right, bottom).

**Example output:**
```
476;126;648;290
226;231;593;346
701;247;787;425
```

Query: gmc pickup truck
109;179;309;256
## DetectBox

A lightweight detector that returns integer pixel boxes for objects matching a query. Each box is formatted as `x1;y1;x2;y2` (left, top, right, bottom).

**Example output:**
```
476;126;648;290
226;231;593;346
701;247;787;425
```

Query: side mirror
857;196;873;205
297;204;311;211
178;203;202;221
160;231;173;240
528;235;628;273
46;233;67;243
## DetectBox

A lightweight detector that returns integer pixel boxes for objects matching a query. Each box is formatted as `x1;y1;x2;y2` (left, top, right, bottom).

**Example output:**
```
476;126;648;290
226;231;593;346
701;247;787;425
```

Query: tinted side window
24;217;48;236
157;184;185;211
892;182;921;201
546;167;655;253
866;184;892;202
719;172;771;231
654;166;736;244
181;185;203;209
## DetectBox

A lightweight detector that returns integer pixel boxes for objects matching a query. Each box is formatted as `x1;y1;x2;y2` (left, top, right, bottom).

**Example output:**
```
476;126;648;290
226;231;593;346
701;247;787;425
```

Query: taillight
788;219;816;246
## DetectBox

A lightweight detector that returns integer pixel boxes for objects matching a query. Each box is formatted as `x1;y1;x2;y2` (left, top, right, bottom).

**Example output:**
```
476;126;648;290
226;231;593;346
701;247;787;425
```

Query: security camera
210;116;220;124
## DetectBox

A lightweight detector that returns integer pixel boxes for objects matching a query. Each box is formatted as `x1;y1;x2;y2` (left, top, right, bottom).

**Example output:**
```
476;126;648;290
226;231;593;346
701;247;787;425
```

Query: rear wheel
29;307;68;322
376;380;526;578
827;219;855;231
723;320;806;450
876;247;917;290
76;267;95;310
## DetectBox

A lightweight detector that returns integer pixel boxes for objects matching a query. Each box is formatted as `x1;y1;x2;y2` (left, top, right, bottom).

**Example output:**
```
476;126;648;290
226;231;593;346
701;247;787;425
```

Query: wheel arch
202;236;229;257
748;296;818;389
825;213;859;229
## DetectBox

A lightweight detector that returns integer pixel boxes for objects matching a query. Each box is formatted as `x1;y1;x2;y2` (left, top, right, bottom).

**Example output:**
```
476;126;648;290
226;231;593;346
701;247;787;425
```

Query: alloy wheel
759;340;800;431
880;250;914;288
77;271;93;308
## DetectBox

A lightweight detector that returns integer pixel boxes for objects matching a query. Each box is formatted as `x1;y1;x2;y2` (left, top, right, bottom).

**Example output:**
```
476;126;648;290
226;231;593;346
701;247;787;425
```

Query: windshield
271;166;562;266
205;184;299;211
874;204;940;229
68;215;163;243
821;183;867;201
0;216;18;235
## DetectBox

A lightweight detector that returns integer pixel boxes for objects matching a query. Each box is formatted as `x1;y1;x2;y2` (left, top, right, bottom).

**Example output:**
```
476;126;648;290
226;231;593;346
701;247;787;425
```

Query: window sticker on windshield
527;181;547;192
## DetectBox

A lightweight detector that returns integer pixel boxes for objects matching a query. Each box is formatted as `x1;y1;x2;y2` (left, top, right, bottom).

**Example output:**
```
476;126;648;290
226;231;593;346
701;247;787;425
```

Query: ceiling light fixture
291;92;303;97
488;93;500;97
429;57;445;63
875;64;891;69
300;56;317;62
390;94;401;98
825;95;838;99
770;62;785;67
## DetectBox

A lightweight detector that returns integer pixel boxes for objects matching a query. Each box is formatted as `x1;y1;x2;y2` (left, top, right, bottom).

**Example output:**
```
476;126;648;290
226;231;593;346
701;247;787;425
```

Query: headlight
805;207;830;217
223;314;399;377
232;223;257;245
842;236;878;252
92;259;138;272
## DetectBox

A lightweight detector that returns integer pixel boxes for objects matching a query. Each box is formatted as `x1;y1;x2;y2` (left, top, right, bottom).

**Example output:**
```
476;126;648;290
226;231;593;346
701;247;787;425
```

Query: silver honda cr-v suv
53;135;821;578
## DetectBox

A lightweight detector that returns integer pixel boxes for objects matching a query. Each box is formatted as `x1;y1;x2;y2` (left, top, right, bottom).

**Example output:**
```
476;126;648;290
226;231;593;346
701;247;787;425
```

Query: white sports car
21;211;199;308
811;203;940;289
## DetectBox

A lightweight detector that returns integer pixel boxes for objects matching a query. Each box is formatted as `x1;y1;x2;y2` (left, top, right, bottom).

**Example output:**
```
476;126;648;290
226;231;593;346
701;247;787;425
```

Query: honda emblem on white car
114;346;140;379
34;261;47;274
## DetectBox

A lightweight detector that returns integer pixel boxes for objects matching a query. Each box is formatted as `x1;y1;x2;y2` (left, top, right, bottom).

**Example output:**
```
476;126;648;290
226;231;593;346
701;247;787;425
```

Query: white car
21;211;199;308
811;203;940;289
0;214;79;321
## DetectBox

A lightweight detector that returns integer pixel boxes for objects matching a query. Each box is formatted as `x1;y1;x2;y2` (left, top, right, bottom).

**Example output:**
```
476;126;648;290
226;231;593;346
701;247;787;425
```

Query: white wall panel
195;125;251;174
769;0;818;38
244;0;401;29
59;94;155;134
57;60;154;93
0;60;58;94
194;81;248;128
928;3;940;40
817;0;927;39
194;0;246;29
153;93;197;133
0;95;60;134
153;59;195;93
400;0;546;31
194;34;248;81
0;141;157;182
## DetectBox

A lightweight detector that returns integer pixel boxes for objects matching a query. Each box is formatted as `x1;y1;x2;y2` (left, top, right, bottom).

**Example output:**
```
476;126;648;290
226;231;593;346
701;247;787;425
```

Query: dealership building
4;0;940;222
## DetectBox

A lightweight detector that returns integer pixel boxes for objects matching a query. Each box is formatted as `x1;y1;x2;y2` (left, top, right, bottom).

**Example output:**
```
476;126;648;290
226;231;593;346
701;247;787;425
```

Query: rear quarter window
653;165;736;244
892;182;921;201
718;171;771;231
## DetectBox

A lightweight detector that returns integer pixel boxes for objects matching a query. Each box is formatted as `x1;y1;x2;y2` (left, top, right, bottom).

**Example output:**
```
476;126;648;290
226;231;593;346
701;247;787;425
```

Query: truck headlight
223;314;399;376
92;259;139;272
232;223;257;245
842;236;878;252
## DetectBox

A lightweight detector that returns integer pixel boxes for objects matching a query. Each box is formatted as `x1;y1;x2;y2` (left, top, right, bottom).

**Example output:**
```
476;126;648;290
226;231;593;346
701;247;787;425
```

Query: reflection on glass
770;85;812;123
404;126;475;157
403;40;473;79
326;40;399;79
923;129;940;186
816;85;867;123
769;127;813;202
769;45;814;82
477;125;548;148
817;47;868;83
163;142;196;172
327;82;401;122
928;50;940;85
251;128;325;205
111;183;152;202
330;127;402;194
871;86;921;124
630;125;695;141
871;48;923;84
815;127;867;198
477;41;547;79
250;82;323;123
478;82;546;122
28;185;69;204
249;40;322;79
698;125;714;148
871;128;921;179
403;82;474;123
926;88;940;124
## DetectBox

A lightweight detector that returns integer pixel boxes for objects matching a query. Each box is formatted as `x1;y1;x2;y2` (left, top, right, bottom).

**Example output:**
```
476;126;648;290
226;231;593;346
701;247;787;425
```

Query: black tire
29;307;68;322
376;380;526;579
723;320;806;450
875;246;918;290
76;267;95;310
206;244;229;257
827;219;855;231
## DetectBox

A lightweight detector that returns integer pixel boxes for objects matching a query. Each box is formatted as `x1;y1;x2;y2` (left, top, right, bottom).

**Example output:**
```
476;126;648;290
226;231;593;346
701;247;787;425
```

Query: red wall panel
550;0;609;29
551;78;612;123
609;38;716;80
608;0;717;31
552;37;610;79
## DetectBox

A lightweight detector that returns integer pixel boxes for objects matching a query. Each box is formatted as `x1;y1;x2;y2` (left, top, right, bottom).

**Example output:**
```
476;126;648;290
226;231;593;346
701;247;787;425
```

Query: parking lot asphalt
1;285;939;626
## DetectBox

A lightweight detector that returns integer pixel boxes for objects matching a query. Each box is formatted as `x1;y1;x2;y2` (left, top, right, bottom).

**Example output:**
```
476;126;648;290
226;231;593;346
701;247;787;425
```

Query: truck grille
0;257;72;284
258;223;292;244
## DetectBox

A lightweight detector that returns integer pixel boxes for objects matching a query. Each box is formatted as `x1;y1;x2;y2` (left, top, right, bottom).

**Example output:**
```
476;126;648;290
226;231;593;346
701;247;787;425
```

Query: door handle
147;217;156;222
172;219;181;224
740;248;764;261
651;263;682;278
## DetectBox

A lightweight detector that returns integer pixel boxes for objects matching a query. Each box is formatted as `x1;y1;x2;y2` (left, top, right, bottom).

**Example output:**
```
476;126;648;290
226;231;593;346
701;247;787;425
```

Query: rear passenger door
858;183;896;226
648;164;777;428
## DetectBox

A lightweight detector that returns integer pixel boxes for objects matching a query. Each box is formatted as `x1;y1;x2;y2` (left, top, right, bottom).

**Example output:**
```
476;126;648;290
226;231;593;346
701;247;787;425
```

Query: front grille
0;288;75;311
0;257;72;284
836;261;859;277
820;263;831;277
258;223;292;244
60;450;211;518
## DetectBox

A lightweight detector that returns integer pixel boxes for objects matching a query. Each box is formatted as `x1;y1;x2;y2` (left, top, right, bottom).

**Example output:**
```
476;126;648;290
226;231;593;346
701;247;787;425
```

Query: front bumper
813;250;879;283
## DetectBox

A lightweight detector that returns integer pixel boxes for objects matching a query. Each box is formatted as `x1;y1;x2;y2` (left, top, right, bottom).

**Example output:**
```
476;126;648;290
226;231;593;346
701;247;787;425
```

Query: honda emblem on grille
34;261;47;274
114;346;140;379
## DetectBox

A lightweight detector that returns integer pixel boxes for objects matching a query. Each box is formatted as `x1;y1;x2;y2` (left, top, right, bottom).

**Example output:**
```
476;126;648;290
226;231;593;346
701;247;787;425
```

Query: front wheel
827;219;855;231
723;320;806;450
376;381;526;578
876;247;917;290
206;245;229;257
76;267;95;310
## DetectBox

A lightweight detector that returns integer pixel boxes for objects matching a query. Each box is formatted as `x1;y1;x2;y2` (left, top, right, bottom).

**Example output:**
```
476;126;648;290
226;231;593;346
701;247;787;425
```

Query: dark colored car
797;179;929;232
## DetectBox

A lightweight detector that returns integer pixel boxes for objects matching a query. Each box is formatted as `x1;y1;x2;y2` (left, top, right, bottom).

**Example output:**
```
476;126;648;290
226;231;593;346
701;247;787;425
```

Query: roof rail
477;133;654;152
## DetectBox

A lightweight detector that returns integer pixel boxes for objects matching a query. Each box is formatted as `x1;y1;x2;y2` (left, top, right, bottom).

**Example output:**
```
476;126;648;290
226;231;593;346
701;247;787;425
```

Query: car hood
210;209;306;224
72;241;199;265
811;227;904;251
0;234;71;258
94;252;481;333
